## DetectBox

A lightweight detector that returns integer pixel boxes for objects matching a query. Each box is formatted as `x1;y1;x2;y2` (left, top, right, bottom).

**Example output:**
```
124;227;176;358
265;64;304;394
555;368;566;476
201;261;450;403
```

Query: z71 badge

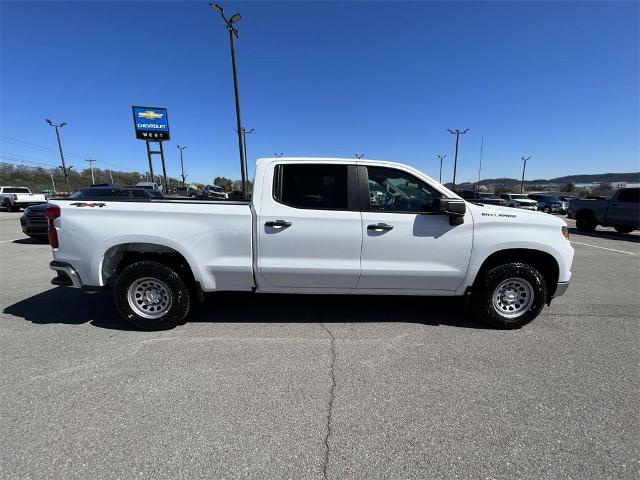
70;202;106;208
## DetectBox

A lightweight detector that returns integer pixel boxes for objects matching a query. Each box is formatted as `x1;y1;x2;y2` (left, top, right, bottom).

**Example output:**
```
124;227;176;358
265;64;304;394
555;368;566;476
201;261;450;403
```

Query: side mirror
433;198;466;225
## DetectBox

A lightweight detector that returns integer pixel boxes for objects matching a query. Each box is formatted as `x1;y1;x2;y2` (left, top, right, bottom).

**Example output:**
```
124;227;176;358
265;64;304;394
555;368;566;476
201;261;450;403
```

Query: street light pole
210;3;248;199
109;168;114;184
274;153;284;158
46;119;70;193
85;159;96;184
355;153;365;159
521;156;531;193
177;145;188;186
437;154;447;183
240;128;254;181
447;128;469;190
49;171;56;193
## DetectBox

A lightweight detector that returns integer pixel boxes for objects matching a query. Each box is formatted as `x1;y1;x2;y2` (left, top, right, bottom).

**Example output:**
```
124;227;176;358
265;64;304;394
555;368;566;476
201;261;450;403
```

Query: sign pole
145;140;155;181
159;141;168;193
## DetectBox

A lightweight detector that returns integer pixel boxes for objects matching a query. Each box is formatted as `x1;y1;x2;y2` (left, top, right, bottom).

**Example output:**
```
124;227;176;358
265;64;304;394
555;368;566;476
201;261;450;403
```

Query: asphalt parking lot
1;211;638;480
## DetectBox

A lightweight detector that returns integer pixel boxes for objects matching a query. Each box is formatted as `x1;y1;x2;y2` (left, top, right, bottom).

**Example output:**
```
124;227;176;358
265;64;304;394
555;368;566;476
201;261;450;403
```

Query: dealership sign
132;106;170;140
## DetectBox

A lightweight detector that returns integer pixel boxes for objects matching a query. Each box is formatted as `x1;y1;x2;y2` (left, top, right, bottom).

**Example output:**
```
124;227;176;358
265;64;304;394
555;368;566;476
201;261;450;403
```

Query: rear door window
275;164;349;210
617;189;639;203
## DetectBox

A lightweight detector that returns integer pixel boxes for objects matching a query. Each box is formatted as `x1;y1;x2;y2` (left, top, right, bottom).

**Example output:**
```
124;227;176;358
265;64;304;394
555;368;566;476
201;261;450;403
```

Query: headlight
562;226;570;240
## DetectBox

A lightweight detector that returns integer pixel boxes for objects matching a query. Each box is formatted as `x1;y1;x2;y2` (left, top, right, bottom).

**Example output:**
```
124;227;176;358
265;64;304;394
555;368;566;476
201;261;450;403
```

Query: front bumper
553;281;570;298
50;261;82;288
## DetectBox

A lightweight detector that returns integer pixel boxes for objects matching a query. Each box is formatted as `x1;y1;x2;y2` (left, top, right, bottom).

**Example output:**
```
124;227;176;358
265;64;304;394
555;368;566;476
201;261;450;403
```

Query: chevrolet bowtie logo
137;111;163;120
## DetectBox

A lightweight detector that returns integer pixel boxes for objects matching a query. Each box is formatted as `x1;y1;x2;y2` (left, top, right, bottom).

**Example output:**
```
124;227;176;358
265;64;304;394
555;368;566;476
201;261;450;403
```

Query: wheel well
102;243;197;291
474;249;560;298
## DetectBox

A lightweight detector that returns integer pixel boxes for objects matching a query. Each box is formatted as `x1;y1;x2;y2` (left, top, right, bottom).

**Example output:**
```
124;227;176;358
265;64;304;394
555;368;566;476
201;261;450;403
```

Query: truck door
256;162;362;289
357;165;472;292
606;188;639;227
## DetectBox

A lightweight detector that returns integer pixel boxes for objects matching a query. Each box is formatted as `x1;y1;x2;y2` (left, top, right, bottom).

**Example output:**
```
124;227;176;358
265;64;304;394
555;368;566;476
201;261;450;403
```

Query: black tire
614;226;635;234
3;200;14;212
575;212;597;232
114;261;192;330
470;262;547;329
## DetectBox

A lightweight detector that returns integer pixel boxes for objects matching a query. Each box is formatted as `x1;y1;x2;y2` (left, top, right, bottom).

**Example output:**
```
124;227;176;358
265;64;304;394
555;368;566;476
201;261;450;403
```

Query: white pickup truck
46;158;573;330
1;186;47;211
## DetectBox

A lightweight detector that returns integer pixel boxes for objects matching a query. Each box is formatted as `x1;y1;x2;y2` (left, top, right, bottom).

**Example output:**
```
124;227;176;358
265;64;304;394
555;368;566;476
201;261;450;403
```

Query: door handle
367;223;393;232
265;220;291;229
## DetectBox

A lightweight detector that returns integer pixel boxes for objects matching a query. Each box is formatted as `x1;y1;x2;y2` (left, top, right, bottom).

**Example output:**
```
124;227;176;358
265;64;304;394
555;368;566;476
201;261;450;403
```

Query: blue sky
1;0;638;184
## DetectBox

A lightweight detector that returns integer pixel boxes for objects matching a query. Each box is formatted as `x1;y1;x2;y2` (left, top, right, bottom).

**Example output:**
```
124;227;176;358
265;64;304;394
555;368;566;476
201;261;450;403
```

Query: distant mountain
445;172;640;189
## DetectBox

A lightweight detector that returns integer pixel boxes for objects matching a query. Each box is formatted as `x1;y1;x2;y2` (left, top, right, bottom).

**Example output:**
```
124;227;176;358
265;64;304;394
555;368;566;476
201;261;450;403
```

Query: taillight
44;204;61;248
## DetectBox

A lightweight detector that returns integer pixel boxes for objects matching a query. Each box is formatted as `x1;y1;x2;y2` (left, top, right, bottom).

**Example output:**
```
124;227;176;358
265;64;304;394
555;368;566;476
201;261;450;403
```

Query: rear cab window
3;187;30;194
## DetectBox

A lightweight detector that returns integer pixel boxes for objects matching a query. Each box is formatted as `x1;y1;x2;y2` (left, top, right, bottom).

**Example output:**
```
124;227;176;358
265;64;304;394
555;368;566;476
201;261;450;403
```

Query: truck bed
50;199;254;291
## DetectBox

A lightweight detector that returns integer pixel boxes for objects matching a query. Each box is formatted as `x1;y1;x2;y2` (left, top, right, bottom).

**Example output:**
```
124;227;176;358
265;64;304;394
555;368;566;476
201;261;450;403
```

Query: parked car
135;181;163;192
498;193;538;210
20;203;49;241
1;186;47;212
67;186;163;199
175;186;199;198
527;194;563;214
202;185;229;199
567;188;639;233
46;157;573;331
459;190;506;206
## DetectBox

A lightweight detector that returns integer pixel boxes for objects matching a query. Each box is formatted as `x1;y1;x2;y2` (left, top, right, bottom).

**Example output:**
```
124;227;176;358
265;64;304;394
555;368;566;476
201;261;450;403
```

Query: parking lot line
571;241;636;255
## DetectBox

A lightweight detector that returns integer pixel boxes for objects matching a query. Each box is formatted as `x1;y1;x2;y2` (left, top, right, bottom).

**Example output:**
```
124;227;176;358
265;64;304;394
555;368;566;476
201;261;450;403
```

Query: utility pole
447;128;469;190
45;119;70;193
355;153;365;159
477;136;484;191
521;156;531;193
177;145;188;186
85;159;97;184
109;168;114;184
437;154;447;183
49;171;56;193
210;3;248;199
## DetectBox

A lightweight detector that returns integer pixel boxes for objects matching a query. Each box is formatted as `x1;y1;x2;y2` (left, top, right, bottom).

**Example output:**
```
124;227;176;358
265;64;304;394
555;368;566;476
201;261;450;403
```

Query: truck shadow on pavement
4;288;488;331
568;228;639;244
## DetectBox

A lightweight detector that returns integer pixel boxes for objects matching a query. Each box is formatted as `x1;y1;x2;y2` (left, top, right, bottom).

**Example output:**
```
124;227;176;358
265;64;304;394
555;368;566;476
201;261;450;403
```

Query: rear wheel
614;226;635;234
575;212;597;232
114;261;192;330
470;263;547;329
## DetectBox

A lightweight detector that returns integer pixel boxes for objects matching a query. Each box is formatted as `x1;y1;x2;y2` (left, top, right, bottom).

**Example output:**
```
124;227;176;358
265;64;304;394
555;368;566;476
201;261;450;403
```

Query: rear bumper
50;261;82;288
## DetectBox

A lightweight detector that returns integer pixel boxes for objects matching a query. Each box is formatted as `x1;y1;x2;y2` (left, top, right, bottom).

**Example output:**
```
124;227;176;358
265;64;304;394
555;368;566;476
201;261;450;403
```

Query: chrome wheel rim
127;277;172;319
492;277;534;318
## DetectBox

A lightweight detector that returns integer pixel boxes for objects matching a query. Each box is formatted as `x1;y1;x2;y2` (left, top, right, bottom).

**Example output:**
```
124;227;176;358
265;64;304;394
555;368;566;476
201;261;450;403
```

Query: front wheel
614;226;635;234
114;261;192;330
470;263;547;329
